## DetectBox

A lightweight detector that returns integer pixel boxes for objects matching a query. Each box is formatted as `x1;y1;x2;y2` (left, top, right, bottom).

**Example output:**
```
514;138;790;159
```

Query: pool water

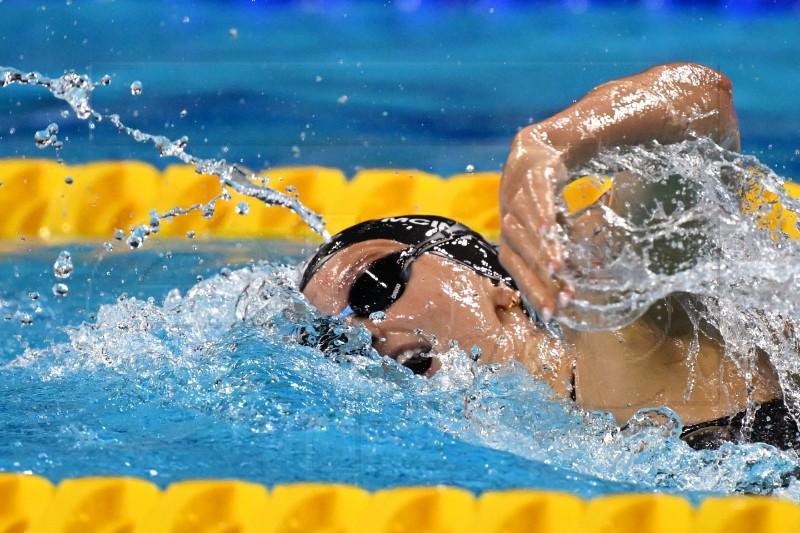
1;234;800;500
3;0;800;502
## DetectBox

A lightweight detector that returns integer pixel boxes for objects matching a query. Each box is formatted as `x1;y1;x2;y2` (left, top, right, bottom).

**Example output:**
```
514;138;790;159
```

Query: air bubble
52;283;69;297
291;146;301;158
130;80;142;95
466;164;475;173
20;314;33;325
179;109;187;118
29;292;39;300
369;311;386;324
113;229;125;240
53;250;73;279
186;230;196;239
235;202;249;215
103;242;113;252
64;176;73;185
228;28;238;38
337;95;348;105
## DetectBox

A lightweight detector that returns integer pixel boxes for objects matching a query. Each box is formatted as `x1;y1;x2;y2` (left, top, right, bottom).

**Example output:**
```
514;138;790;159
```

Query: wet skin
303;63;783;426
302;238;782;425
303;239;567;383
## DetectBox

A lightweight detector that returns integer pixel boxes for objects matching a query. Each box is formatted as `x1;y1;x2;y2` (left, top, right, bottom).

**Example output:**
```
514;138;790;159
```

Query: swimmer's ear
487;281;521;311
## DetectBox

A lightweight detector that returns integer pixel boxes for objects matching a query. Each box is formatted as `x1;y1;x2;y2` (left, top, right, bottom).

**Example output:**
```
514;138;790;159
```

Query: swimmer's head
301;216;550;376
300;215;515;316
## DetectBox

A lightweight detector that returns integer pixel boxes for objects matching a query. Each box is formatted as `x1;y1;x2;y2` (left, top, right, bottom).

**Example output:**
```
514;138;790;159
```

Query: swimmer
301;63;796;451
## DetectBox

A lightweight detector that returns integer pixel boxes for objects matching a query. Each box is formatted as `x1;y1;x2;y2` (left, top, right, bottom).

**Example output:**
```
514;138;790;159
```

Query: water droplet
179;109;187;118
53;250;73;279
186;230;196;239
466;164;475;173
228;28;238;38
29;292;39;300
126;225;150;249
34;123;60;149
337;95;348;105
114;229;125;240
285;185;296;193
149;212;161;232
64;175;73;185
130;80;142;95
103;242;113;252
201;204;215;219
52;283;69;296
369;311;386;324
235;202;249;215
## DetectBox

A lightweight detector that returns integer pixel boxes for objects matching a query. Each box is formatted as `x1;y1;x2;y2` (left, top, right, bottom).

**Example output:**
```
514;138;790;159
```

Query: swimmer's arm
524;62;740;168
499;63;740;316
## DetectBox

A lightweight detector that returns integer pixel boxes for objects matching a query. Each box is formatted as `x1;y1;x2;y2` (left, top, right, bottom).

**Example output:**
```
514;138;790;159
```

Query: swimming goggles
339;231;507;319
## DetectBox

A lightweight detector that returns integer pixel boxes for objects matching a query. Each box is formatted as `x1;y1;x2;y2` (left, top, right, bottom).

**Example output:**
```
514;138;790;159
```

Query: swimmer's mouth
389;344;435;376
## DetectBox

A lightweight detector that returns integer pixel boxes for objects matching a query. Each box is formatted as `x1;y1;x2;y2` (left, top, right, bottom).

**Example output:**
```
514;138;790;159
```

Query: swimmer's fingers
501;211;559;280
499;236;571;321
499;139;568;277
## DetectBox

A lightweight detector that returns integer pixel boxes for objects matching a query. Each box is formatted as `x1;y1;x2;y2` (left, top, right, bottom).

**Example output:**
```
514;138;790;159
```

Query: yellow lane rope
1;474;800;533
0;159;797;243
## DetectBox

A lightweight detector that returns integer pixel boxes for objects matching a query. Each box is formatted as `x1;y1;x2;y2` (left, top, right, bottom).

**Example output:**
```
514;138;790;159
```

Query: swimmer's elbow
657;62;734;97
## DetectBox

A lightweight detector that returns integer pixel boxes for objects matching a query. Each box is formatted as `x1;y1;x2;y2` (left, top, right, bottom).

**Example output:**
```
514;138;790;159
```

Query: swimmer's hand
499;136;573;321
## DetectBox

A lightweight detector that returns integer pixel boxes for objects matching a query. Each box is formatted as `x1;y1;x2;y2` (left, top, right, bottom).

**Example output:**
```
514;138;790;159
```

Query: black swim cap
299;215;514;291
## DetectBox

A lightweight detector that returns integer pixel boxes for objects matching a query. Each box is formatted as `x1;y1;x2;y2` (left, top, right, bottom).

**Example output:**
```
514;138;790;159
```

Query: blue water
3;0;800;500
1;1;799;176
2;242;799;500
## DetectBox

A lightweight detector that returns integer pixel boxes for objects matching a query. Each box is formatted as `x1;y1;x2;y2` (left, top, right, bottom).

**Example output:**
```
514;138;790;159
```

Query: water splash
559;138;800;330
0;66;329;244
5;258;798;495
559;138;800;428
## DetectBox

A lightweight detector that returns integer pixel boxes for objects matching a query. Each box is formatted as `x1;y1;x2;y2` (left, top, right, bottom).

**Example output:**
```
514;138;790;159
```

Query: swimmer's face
302;239;538;376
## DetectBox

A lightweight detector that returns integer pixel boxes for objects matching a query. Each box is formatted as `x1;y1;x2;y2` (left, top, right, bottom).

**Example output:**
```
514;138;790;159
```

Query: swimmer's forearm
517;62;740;170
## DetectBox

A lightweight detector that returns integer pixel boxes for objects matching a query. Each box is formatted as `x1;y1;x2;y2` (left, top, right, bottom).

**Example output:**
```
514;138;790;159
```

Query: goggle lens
347;252;408;317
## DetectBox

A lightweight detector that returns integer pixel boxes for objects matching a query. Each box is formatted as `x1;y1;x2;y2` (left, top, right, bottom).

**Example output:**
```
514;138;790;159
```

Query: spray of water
0;67;329;246
559;138;800;424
